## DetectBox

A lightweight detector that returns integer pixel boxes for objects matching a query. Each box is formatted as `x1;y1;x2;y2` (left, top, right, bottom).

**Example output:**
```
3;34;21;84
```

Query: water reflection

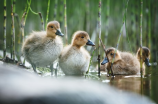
102;74;142;94
96;66;157;103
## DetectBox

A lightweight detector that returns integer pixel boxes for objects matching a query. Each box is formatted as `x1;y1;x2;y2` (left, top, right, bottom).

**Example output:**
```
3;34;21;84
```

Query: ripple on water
102;79;110;83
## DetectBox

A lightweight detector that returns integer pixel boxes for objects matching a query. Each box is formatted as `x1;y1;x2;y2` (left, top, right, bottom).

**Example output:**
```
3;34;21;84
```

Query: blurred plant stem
140;0;143;76
22;0;31;65
54;0;57;20
104;0;109;47
14;13;22;62
64;0;68;44
3;0;6;59
45;0;50;30
11;0;16;61
21;12;27;65
27;0;44;30
97;0;101;77
86;0;90;33
59;0;63;29
124;0;132;52
148;0;151;49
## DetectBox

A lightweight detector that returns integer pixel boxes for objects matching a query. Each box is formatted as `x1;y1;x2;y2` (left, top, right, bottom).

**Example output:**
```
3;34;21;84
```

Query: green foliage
37;67;51;73
0;0;157;63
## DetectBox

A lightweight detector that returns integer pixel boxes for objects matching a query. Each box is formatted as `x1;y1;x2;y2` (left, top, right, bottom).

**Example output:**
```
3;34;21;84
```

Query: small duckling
136;46;151;71
22;21;64;74
59;31;95;75
101;47;140;75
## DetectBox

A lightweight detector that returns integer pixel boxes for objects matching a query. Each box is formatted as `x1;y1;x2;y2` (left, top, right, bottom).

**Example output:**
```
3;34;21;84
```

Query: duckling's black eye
50;26;53;28
81;36;84;38
110;53;113;56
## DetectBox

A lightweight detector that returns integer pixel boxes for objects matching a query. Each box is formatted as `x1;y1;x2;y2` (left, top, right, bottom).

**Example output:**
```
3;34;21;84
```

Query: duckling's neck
72;44;82;49
46;33;56;39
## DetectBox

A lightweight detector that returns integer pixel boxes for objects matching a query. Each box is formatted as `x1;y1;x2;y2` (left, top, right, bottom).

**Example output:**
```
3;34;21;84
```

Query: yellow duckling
59;31;95;75
101;47;140;75
136;46;151;71
22;21;64;74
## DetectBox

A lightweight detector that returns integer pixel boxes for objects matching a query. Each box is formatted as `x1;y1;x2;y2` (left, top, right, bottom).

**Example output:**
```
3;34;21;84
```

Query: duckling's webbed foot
55;63;59;77
31;63;37;73
55;68;57;77
50;64;54;76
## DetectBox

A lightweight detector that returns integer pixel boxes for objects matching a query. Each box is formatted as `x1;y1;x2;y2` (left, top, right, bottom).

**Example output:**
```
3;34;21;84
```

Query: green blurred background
0;0;157;61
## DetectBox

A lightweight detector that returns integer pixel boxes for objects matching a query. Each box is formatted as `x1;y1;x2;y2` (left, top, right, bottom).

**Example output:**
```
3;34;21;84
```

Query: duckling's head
46;21;64;38
101;47;121;65
136;46;151;67
71;31;95;48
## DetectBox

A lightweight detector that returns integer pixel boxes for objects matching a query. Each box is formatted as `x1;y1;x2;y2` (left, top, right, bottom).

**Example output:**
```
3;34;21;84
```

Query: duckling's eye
81;36;84;38
50;26;53;28
110;53;113;56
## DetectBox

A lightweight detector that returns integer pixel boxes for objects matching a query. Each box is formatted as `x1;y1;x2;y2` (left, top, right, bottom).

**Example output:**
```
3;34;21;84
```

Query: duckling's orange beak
55;29;64;37
101;57;109;65
86;39;95;46
145;58;151;67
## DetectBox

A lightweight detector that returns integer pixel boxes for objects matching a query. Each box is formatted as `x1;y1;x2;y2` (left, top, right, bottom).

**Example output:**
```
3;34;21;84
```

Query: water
97;66;158;103
48;65;158;103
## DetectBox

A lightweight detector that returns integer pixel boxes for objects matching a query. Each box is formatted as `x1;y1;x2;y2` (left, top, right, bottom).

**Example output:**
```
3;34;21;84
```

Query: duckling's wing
115;60;139;75
22;32;45;53
24;44;44;65
120;52;137;66
22;32;47;65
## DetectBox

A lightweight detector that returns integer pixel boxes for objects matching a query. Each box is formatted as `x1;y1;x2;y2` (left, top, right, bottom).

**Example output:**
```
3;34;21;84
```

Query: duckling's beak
145;58;151;67
101;57;109;65
86;39;95;46
55;29;64;37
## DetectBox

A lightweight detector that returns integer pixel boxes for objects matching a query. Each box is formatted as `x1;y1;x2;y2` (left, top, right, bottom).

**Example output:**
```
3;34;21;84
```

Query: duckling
136;46;151;71
101;47;140;75
59;31;95;75
22;21;64;74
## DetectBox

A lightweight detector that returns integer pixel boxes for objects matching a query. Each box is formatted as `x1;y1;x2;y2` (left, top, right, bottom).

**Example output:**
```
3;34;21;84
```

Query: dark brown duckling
101;47;140;75
136;46;151;71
